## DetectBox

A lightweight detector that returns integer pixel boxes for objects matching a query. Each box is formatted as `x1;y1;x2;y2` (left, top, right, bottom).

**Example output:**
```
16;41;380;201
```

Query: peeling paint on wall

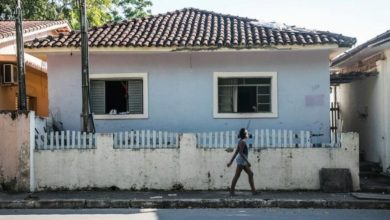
0;111;31;192
34;133;360;191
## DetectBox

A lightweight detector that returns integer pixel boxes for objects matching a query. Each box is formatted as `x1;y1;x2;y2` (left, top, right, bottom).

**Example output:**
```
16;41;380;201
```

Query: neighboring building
25;8;355;142
0;20;70;116
331;30;390;173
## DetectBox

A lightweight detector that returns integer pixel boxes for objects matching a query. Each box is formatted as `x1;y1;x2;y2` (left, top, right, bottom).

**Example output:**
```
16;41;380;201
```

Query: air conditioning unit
2;64;18;84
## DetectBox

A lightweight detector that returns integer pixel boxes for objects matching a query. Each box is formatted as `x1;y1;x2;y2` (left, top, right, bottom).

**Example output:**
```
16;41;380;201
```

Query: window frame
2;64;17;85
213;72;278;118
89;73;148;120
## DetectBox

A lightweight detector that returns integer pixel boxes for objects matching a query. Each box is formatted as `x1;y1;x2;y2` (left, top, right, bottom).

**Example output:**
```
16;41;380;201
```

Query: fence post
254;129;258;149
179;133;198;188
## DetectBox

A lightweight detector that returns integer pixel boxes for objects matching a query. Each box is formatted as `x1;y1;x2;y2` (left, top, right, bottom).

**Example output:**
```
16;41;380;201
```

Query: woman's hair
238;128;247;139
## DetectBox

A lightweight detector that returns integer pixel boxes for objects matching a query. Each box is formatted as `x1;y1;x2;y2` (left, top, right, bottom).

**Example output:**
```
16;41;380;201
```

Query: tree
0;0;153;29
0;0;58;20
111;0;152;22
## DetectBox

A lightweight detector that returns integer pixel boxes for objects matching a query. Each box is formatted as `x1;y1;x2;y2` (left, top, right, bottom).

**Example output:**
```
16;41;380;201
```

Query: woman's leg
243;165;256;193
230;165;243;195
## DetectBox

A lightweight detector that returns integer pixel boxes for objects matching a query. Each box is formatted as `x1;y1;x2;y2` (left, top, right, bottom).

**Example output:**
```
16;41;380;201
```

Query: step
360;161;381;172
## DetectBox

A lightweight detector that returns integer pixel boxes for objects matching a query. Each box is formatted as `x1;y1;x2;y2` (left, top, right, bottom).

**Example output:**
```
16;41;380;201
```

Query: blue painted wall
47;50;331;141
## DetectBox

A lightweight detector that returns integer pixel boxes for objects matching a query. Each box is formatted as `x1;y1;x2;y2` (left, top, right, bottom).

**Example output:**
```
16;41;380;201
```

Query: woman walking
227;128;256;196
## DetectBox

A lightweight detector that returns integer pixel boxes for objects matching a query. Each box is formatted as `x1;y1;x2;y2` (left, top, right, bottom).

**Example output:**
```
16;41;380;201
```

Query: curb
1;199;390;209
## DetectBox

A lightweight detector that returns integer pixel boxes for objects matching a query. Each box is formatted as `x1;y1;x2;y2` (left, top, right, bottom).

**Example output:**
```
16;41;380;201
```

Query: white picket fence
35;129;339;150
113;130;180;149
35;131;96;150
196;129;317;149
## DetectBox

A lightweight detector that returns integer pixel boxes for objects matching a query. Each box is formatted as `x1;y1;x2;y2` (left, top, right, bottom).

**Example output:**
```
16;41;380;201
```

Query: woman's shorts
236;155;248;166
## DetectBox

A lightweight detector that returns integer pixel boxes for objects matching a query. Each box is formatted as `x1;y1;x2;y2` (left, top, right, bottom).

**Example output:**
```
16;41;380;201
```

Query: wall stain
172;183;183;191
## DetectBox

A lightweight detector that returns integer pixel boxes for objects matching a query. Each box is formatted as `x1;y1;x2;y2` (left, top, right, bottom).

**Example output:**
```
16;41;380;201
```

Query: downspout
382;51;390;173
377;57;389;173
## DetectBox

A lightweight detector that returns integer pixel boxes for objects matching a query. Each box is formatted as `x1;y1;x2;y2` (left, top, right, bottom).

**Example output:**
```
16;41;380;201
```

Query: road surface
1;208;390;220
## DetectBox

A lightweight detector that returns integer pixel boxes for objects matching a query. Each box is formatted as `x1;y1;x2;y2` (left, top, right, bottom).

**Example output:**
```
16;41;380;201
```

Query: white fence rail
35;131;96;150
35;129;338;150
113;130;179;149
196;129;325;149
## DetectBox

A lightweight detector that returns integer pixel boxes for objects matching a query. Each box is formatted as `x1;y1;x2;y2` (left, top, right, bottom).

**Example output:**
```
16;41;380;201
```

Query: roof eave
331;31;390;67
25;44;340;54
0;22;71;45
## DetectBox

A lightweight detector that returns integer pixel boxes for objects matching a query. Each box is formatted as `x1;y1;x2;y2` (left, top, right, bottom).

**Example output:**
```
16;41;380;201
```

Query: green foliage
0;0;58;20
0;0;153;29
111;0;152;21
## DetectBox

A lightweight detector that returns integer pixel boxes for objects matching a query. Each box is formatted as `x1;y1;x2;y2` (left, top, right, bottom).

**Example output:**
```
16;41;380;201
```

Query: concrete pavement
1;191;390;209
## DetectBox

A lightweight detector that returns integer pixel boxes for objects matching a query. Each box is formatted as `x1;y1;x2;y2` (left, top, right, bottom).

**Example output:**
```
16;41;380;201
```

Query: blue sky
150;0;389;45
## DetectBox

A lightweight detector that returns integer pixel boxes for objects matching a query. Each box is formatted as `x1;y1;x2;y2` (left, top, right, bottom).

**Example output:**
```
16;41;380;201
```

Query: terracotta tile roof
331;30;390;67
25;8;356;49
0;20;69;41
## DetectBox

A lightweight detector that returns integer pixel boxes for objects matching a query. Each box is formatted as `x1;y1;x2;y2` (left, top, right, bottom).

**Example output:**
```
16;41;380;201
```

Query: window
15;95;37;112
90;73;148;119
214;72;278;118
1;64;18;84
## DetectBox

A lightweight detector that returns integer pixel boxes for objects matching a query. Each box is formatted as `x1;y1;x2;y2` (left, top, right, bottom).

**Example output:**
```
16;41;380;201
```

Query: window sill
94;114;148;120
214;112;278;119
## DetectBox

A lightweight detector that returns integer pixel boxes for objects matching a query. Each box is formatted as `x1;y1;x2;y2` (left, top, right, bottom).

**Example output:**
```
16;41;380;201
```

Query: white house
25;8;356;143
331;30;390;173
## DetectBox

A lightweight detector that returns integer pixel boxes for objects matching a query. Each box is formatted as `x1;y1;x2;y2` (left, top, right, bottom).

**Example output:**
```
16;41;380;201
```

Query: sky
150;0;390;46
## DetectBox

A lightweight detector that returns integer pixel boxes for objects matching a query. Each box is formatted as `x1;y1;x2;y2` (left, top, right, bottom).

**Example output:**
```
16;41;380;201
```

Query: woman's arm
227;149;238;167
227;145;239;167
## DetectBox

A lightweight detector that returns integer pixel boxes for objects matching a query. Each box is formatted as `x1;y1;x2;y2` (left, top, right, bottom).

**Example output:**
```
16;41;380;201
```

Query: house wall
0;62;48;117
0;111;33;191
25;67;49;117
47;50;331;141
336;49;390;171
34;132;359;191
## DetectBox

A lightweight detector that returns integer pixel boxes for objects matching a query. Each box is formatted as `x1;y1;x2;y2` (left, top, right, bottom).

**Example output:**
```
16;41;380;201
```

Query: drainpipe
15;0;27;111
382;51;390;172
378;58;389;173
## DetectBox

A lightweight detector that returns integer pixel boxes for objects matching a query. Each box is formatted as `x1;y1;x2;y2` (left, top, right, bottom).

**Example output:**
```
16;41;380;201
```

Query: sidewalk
1;190;390;209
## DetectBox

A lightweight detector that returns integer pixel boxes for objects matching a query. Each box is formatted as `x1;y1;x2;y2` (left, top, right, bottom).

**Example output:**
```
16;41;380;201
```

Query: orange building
0;21;70;116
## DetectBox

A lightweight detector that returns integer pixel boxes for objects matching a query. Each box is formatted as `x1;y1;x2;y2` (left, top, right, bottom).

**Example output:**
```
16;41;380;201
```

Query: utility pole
80;0;93;132
15;0;27;111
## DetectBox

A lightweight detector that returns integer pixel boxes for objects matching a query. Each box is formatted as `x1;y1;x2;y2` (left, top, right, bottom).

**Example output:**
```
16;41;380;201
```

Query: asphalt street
1;208;390;220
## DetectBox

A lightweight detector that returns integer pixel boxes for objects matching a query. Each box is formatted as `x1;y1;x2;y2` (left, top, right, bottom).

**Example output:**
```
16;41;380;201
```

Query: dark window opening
105;81;127;114
237;86;257;112
4;65;11;82
90;79;143;115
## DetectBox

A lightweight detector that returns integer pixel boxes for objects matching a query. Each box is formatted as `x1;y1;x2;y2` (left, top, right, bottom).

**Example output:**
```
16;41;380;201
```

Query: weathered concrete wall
336;49;390;172
34;132;359;191
0;111;33;191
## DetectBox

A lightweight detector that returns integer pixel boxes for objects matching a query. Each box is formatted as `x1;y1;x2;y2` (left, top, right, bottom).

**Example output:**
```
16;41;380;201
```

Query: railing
113;130;179;149
35;131;96;150
35;129;338;150
196;129;316;149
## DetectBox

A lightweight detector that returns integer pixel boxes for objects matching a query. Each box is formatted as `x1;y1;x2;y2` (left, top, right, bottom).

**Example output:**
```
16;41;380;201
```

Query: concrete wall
0;111;34;191
336;49;390;172
34;132;359;191
47;50;331;142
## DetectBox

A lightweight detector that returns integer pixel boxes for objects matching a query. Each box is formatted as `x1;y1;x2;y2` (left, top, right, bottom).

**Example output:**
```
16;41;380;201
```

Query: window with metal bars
218;77;272;113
